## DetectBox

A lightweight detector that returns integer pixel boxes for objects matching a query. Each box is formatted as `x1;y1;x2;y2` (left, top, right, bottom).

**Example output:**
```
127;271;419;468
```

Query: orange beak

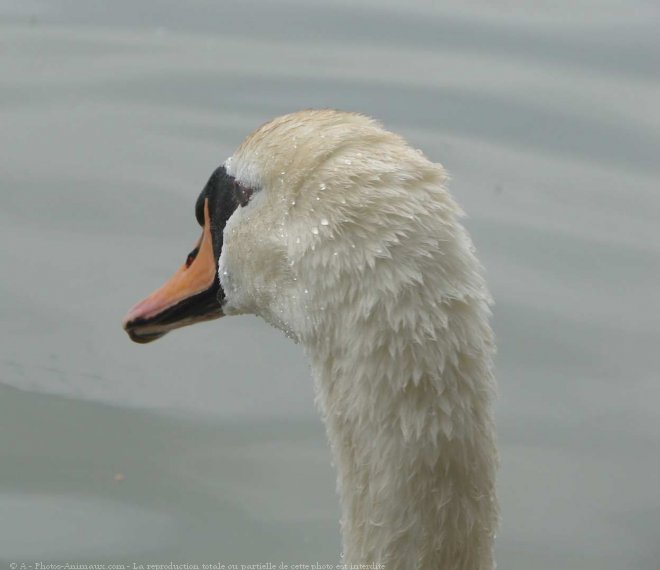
122;199;223;343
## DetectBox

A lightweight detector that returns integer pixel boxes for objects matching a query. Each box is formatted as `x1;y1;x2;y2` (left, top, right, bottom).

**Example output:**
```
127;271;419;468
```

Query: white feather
220;110;498;570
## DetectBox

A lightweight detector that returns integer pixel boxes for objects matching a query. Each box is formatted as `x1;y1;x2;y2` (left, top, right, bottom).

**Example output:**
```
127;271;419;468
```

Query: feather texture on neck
220;110;498;570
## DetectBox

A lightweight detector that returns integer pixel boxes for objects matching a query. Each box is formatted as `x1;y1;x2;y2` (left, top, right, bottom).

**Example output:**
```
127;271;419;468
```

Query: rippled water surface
1;1;659;568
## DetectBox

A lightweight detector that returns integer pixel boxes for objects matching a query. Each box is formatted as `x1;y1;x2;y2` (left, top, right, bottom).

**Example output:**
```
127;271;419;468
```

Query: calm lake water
1;1;659;568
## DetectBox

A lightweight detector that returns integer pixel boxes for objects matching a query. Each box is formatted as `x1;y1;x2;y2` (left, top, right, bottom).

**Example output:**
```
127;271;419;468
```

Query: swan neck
307;296;498;569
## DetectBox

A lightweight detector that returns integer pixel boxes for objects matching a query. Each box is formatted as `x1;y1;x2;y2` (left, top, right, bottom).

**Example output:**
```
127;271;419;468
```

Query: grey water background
1;0;659;567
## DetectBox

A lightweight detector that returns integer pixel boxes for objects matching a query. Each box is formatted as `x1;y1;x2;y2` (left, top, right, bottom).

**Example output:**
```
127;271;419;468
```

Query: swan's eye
234;180;253;207
185;247;199;268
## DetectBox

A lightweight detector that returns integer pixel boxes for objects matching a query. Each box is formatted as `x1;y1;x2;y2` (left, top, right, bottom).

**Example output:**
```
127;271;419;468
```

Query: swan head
123;109;453;344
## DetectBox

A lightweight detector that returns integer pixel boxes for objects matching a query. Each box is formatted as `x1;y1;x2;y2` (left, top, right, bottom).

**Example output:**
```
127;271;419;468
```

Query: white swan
123;110;498;569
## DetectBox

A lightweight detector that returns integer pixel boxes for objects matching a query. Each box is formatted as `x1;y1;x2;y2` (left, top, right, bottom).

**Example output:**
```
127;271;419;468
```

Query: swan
123;110;498;569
